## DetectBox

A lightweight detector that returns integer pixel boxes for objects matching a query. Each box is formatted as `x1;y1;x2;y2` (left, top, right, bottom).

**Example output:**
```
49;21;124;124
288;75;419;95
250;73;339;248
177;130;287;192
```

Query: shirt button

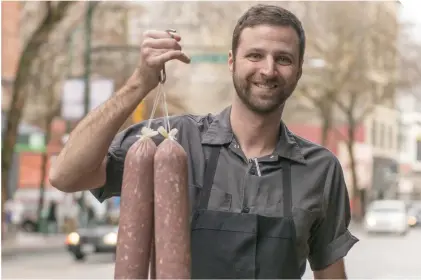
249;169;256;175
242;207;250;213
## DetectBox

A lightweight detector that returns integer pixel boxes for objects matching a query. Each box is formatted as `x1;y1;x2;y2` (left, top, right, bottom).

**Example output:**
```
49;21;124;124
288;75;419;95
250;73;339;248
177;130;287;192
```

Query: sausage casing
154;138;191;279
114;137;157;280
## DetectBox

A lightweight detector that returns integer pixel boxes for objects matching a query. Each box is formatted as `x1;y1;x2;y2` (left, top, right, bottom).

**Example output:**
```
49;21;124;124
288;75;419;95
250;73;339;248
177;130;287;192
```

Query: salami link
114;136;157;280
154;138;191;279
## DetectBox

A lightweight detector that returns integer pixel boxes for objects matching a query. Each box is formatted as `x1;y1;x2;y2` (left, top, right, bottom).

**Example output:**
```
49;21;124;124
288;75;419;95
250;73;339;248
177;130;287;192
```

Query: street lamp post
78;1;97;228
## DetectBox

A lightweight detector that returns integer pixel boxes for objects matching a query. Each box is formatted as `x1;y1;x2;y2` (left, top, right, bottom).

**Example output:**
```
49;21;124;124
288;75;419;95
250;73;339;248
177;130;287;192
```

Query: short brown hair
232;4;306;63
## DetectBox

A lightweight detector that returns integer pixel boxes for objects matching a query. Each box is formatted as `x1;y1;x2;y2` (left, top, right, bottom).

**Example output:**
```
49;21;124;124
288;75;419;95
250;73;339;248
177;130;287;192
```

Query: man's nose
260;59;277;77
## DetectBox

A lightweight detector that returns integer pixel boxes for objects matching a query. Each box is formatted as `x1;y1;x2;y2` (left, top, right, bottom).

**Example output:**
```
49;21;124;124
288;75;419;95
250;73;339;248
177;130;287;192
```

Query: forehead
237;25;299;54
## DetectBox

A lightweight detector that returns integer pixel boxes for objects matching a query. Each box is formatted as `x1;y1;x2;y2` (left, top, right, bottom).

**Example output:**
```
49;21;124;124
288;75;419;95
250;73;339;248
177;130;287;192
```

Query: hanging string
147;83;164;129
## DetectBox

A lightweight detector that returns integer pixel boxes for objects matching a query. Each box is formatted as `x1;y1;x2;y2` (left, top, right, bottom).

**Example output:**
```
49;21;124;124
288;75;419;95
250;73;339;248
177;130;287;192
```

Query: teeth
255;83;277;89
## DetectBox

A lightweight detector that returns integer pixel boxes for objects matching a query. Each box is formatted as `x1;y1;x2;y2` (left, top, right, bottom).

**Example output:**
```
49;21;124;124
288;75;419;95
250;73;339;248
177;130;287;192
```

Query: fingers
142;38;182;51
143;30;182;41
140;30;190;67
148;50;191;66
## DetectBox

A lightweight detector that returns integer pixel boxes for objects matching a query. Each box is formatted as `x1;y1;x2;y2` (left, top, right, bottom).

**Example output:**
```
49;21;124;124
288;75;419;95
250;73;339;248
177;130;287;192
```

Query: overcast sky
400;0;421;41
400;0;420;22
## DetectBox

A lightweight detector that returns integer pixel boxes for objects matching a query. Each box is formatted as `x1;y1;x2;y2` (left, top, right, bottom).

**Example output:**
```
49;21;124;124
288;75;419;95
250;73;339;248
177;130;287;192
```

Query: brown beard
232;66;290;115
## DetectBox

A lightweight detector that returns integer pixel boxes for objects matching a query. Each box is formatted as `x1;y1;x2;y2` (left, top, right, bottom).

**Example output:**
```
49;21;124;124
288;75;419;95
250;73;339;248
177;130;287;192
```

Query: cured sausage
114;135;156;279
154;136;191;279
114;133;157;280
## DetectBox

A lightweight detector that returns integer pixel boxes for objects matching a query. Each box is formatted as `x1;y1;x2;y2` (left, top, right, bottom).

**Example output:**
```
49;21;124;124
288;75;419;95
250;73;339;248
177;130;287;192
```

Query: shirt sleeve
307;156;359;271
90;116;177;203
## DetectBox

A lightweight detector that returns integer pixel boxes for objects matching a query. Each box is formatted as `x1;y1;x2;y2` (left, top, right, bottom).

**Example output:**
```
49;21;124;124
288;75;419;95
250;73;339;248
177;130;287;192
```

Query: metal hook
159;68;166;84
159;29;177;84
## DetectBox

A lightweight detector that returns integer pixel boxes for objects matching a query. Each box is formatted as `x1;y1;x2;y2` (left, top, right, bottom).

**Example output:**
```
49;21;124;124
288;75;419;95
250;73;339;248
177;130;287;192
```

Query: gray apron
191;145;301;279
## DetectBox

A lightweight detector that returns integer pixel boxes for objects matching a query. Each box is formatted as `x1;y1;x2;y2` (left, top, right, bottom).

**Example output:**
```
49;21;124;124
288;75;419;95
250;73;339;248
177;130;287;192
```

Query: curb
2;244;66;259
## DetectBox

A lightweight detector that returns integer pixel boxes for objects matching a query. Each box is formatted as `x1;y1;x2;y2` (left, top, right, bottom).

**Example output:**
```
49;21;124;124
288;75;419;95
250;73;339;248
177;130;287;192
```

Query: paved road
303;227;421;279
3;227;421;279
2;251;115;279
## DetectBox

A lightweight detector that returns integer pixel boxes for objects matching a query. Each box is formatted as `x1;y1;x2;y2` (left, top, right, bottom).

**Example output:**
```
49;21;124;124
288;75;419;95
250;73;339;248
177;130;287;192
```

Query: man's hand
313;259;347;279
128;30;191;94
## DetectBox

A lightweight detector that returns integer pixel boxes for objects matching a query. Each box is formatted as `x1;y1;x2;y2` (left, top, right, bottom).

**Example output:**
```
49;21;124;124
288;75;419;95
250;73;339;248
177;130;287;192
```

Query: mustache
232;71;285;87
248;76;284;85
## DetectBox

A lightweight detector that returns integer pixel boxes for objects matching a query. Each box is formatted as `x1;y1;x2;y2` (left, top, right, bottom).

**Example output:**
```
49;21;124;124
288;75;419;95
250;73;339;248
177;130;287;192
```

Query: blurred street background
2;225;421;279
2;1;421;278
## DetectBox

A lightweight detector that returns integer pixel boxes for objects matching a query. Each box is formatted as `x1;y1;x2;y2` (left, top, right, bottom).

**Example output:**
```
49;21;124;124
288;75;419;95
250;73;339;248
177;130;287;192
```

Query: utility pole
79;1;96;228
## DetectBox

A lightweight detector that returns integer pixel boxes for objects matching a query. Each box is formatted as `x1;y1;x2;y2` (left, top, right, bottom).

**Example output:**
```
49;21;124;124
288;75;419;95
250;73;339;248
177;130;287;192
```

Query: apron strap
197;145;221;210
281;161;293;217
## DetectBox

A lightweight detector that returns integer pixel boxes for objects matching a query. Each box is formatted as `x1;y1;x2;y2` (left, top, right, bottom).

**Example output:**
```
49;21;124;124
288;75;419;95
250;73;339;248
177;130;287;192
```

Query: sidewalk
2;232;66;259
350;220;364;230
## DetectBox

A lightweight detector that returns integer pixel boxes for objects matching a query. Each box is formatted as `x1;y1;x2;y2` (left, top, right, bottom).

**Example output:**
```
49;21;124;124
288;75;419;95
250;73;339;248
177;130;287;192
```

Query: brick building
1;1;21;110
1;2;65;200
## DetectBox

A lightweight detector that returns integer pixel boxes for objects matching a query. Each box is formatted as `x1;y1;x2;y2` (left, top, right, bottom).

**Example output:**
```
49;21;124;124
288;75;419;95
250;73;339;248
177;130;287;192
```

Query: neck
230;98;284;159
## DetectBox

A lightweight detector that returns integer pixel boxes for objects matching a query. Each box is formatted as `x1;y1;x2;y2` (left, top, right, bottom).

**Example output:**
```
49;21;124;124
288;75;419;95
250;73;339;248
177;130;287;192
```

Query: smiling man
50;4;358;279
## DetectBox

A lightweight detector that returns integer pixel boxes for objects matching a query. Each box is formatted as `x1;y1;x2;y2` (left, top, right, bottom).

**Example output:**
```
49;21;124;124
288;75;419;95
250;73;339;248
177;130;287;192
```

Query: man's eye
248;54;262;60
277;57;291;64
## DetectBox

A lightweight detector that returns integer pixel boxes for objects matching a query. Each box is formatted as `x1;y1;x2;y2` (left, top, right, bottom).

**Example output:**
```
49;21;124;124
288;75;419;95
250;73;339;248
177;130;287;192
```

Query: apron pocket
258;215;295;238
207;188;232;211
256;216;300;279
191;211;257;279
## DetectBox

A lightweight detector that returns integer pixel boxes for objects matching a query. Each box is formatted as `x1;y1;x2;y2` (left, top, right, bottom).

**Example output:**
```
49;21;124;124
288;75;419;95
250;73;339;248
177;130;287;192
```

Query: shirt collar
202;106;307;164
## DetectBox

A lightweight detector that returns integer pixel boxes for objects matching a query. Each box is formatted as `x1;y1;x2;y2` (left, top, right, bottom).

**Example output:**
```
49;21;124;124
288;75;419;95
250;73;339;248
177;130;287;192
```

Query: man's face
229;24;302;115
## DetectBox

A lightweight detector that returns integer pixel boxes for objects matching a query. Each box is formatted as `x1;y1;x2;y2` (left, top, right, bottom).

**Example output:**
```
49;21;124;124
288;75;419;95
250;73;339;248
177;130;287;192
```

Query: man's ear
297;59;304;81
228;50;234;73
297;67;302;81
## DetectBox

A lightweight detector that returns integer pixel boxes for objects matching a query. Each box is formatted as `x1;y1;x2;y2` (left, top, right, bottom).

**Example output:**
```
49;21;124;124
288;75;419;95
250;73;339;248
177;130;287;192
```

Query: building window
417;140;421;161
371;120;377;147
388;125;393;150
398;124;409;153
17;134;29;144
379;123;385;148
400;137;406;153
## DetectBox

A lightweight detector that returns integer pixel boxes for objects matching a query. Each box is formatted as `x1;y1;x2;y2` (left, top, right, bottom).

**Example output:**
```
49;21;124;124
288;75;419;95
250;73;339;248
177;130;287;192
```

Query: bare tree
1;1;77;236
295;2;421;218
296;2;372;146
26;40;71;227
330;4;420;217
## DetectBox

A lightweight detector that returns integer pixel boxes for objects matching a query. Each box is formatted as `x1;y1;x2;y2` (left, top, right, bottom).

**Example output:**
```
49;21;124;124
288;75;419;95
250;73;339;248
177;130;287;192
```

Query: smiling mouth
253;83;278;89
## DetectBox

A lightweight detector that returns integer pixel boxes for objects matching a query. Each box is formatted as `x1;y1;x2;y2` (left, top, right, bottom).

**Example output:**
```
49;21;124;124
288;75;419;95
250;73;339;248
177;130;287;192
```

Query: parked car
65;219;118;261
408;202;421;227
364;200;409;235
21;205;39;232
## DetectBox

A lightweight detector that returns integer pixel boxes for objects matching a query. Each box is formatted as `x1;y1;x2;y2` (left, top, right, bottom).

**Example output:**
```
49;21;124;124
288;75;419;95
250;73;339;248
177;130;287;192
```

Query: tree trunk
321;117;330;147
1;181;8;240
320;102;332;147
346;115;365;221
36;115;54;233
1;2;74;237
